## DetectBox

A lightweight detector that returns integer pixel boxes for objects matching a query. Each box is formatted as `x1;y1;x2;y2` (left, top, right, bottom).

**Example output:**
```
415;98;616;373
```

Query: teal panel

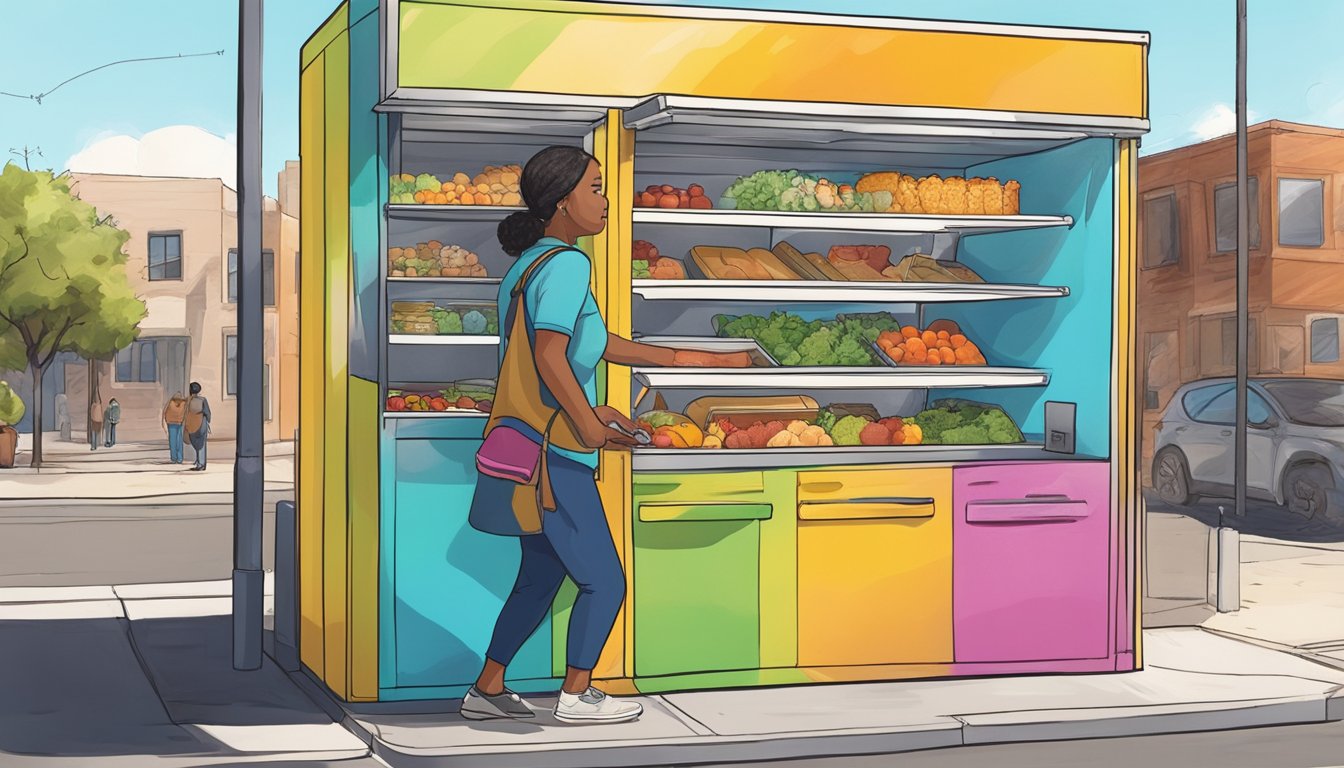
393;438;551;687
348;11;382;382
378;426;398;689
633;516;760;677
936;138;1116;458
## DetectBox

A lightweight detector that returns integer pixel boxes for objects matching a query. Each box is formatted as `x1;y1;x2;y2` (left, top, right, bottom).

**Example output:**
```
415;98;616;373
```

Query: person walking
184;382;211;471
163;392;187;464
462;146;748;725
104;398;121;447
55;393;70;442
88;398;104;451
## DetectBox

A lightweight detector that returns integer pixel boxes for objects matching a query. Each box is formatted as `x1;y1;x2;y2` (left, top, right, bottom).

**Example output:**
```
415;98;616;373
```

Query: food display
631;240;686;279
883;254;984;283
634;410;706;448
690;246;801;280
391;301;498;336
875;320;987;366
716;311;901;366
636;183;713;209
855;173;1021;215
907;399;1024;444
770;241;846;280
388;242;488;278
720;170;876;212
388;165;523;206
386;382;495;414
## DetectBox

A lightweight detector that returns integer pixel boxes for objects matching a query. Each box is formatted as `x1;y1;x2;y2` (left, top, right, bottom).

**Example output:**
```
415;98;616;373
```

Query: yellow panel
298;51;327;676
797;466;947;503
347;376;379;701
798;501;935;521
797;468;953;667
302;3;348;70
399;2;1146;119
1117;138;1142;667
322;32;352;699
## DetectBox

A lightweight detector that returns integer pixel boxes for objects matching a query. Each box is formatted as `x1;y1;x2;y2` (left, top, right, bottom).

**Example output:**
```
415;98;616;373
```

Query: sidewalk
0;432;294;505
0;578;370;767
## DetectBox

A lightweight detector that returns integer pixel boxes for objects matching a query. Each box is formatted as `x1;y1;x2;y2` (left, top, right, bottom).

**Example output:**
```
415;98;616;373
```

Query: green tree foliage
0;163;146;467
0;380;24;426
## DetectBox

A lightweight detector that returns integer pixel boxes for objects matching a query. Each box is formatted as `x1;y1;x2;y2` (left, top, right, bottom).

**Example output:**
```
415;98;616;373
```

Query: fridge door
796;468;953;667
953;461;1111;663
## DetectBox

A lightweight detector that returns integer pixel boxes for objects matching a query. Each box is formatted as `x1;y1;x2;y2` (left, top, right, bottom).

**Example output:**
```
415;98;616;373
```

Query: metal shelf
631;279;1068;303
632;208;1072;234
632;365;1048;390
389;334;499;346
386;204;525;221
387;276;502;285
631;443;1084;472
382;410;489;419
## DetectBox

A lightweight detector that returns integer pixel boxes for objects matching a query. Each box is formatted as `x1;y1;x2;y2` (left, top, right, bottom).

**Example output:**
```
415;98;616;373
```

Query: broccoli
462;310;487;335
414;173;442;192
434;311;463;335
977;409;1023;443
814;408;838;433
830;415;870;446
940;424;990;445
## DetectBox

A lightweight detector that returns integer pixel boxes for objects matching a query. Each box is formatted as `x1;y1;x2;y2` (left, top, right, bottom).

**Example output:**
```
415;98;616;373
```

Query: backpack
185;396;206;435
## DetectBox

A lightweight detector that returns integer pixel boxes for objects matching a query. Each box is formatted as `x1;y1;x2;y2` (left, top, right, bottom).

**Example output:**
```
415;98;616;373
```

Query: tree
0;163;146;468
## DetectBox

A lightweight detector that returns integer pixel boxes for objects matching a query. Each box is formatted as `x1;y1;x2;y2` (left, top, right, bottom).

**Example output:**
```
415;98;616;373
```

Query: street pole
234;0;265;669
1218;0;1248;613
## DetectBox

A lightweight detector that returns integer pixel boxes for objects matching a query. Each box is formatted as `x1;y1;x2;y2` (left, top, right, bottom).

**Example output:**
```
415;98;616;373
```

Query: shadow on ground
0;614;330;760
1144;489;1344;543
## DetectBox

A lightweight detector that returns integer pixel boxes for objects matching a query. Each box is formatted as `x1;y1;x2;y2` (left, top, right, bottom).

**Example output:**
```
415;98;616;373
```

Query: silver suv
1152;377;1344;522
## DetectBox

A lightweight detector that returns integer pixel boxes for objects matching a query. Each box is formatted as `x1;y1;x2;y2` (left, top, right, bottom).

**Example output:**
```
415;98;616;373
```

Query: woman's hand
594;405;640;434
575;412;639;451
672;349;752;368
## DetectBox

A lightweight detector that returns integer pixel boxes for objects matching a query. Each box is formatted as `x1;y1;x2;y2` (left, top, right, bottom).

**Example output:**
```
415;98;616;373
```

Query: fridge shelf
630;443;1085;472
631;279;1069;303
386;204;526;221
382;410;488;420
631;366;1049;389
389;334;500;346
388;276;502;285
631;208;1073;234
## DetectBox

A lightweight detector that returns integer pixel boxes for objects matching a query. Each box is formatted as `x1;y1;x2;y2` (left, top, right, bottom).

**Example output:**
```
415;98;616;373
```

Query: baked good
942;177;968;215
917;176;944;214
1003;180;1021;215
983;177;1004;215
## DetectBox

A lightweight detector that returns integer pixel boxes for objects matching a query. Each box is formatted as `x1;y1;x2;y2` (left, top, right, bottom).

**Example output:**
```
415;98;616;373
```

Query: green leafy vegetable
830;415;872;446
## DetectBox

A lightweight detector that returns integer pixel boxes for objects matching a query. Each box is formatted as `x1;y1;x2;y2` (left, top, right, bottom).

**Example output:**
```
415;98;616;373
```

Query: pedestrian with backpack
163;392;187;464
88;398;104;451
184;382;212;471
104;398;121;447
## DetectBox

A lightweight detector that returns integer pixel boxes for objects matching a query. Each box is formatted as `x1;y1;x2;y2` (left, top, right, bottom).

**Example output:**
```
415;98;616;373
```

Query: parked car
1152;377;1344;522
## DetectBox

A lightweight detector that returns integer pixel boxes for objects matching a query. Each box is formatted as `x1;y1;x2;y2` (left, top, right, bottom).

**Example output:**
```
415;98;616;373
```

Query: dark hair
497;146;598;257
189;382;201;395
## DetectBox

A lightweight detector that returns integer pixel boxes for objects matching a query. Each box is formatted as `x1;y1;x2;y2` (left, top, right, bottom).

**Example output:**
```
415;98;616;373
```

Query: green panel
757;469;799;669
633;517;760;677
633;471;766;501
639;503;772;523
302;3;349;70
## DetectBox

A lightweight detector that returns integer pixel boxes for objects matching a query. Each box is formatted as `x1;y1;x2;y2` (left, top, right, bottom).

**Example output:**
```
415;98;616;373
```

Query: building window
1279;178;1325;247
227;249;276;306
148;233;182;280
1311;317;1340;363
1188;384;1273;426
1270;325;1306;374
1214;178;1260;252
265;363;272;422
1144;331;1178;411
1143;193;1179;267
1203;316;1258;374
1220;317;1259;368
226;334;238;396
115;340;158;383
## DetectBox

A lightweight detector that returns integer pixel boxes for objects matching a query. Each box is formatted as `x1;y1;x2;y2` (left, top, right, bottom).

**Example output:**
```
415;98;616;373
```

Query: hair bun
498;210;546;257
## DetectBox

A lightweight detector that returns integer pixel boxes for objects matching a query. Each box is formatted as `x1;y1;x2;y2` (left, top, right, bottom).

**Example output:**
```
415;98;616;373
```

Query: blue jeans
167;424;184;463
485;454;625;672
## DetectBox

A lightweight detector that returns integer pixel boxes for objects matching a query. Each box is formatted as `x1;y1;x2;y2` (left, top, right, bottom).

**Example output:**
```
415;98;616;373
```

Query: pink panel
954;462;1112;663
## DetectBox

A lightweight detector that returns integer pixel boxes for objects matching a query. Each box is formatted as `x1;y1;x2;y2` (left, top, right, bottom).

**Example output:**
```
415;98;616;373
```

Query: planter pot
0;426;16;468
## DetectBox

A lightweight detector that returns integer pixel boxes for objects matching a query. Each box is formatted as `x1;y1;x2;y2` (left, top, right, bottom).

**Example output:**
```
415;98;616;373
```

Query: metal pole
234;0;265;669
1219;0;1248;613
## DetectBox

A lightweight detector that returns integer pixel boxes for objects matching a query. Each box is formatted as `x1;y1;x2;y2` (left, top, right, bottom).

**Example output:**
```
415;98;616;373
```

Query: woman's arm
535;330;635;450
604;333;752;368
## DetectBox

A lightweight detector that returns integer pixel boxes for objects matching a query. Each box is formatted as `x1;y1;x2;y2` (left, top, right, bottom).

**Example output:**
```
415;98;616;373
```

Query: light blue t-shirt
497;237;608;468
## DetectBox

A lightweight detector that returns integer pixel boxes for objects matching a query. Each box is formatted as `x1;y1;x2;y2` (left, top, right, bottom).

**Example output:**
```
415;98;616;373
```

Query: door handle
1220;429;1233;436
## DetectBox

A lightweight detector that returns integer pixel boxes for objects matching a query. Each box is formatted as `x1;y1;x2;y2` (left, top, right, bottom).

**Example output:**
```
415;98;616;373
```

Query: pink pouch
476;425;541;484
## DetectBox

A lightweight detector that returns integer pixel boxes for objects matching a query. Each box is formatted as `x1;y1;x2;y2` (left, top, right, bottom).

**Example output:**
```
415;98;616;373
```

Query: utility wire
1;50;224;104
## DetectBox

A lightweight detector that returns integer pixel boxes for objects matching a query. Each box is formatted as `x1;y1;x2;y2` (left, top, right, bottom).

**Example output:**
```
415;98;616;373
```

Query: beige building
63;169;300;444
1137;121;1344;479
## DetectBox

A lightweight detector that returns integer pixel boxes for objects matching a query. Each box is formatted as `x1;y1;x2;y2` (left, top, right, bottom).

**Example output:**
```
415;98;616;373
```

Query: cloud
1191;103;1260;141
66;126;237;188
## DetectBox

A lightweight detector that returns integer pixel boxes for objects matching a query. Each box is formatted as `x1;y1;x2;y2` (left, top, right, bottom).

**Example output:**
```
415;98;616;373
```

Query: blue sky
2;0;1342;197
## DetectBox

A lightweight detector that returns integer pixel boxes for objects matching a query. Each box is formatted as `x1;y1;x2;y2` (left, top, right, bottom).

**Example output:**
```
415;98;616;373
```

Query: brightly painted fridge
298;0;1148;702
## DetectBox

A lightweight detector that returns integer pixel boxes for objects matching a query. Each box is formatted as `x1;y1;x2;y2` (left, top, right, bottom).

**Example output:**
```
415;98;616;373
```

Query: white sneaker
554;687;643;724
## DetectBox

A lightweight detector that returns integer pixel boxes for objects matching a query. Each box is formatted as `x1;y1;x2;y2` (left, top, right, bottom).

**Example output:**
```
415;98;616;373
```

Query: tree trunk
29;362;45;469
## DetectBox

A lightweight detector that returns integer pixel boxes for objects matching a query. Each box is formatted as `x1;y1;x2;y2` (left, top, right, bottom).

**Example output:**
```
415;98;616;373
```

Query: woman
184;382;211;471
104;398;121;447
461;146;748;725
88;398;103;451
163;392;187;464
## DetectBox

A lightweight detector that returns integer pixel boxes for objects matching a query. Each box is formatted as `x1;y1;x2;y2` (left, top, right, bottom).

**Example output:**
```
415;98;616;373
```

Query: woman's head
189;382;201;396
497;146;605;256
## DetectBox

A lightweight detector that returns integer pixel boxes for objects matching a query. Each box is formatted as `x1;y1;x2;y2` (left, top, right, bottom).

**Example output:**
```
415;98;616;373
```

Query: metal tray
631;335;779;367
869;338;989;368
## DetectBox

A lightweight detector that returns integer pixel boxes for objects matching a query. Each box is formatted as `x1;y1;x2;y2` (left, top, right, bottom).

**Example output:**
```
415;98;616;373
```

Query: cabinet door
953;462;1111;663
633;502;766;677
393;438;551;687
797;467;953;667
